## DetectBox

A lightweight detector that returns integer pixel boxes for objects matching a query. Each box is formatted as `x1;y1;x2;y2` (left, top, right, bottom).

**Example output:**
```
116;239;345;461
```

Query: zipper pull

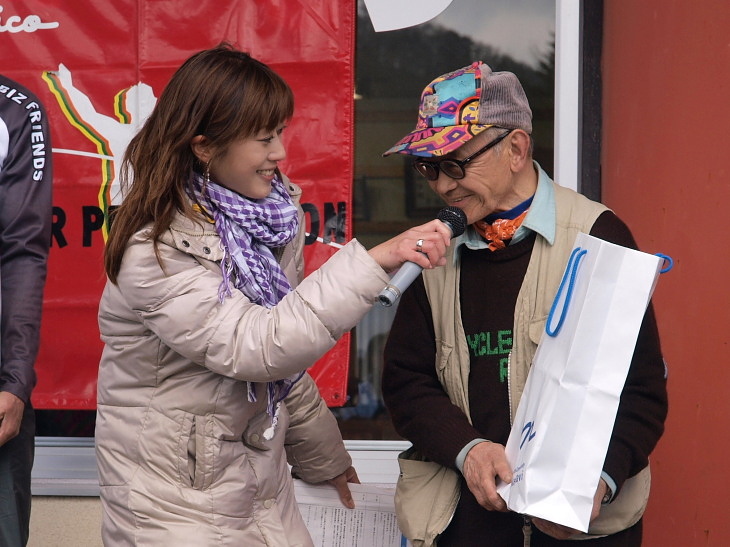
522;516;532;547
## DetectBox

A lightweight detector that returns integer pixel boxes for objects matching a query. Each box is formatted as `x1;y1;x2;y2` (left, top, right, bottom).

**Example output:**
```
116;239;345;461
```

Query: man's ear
190;135;212;163
507;129;531;172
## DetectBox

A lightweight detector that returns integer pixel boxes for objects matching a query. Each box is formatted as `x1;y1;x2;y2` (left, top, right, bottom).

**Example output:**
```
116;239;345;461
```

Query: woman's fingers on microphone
417;224;453;266
420;218;456;243
367;217;456;272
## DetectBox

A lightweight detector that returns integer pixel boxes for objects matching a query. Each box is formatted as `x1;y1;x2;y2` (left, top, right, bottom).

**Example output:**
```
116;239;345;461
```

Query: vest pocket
435;340;460;401
395;447;461;545
434;339;453;375
528;317;547;346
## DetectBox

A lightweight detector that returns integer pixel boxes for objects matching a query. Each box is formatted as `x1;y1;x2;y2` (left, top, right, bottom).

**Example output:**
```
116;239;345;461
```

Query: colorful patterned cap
383;62;532;157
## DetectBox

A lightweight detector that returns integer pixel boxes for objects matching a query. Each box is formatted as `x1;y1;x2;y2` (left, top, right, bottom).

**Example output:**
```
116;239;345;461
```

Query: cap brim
383;124;492;158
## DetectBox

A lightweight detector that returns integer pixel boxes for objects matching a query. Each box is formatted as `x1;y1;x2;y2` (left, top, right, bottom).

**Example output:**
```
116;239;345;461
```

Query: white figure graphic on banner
45;63;156;207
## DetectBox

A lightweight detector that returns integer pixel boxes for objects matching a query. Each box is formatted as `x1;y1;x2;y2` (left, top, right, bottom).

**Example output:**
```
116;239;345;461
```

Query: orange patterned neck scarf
474;209;529;251
474;196;533;251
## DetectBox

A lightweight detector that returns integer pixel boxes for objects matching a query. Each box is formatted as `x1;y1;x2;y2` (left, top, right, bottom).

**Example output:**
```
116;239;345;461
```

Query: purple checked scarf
190;174;299;307
189;173;304;434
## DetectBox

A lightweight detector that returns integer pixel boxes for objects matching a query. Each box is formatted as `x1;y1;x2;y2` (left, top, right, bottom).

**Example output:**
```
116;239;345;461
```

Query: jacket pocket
242;409;273;451
181;413;214;490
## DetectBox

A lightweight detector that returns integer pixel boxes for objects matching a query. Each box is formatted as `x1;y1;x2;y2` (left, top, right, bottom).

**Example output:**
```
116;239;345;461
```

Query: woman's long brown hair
104;43;294;283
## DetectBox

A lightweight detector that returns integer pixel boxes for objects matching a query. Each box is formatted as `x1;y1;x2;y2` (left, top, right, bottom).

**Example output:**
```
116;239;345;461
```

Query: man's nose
429;171;458;195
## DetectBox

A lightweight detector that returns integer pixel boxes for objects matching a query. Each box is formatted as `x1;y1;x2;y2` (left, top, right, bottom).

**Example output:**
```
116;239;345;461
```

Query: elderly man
381;62;667;546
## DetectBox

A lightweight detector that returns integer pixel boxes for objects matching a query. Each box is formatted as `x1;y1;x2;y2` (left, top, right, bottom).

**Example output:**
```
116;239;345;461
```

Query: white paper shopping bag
497;232;669;532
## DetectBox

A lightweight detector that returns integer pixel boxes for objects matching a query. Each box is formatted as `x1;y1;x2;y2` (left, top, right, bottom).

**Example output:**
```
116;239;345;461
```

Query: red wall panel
603;2;730;544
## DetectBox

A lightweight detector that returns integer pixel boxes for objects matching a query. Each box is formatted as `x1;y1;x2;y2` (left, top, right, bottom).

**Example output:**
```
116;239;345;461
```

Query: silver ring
416;238;424;251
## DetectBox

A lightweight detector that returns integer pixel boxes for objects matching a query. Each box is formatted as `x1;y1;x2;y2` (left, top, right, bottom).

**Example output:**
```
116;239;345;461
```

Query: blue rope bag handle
546;249;674;338
546;247;588;337
656;253;673;273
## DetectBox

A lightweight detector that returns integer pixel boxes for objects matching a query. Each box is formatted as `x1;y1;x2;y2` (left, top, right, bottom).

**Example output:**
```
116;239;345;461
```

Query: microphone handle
377;257;425;307
377;218;458;307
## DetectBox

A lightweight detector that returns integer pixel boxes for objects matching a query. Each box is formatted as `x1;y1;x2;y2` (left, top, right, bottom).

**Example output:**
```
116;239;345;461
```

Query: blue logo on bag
513;463;525;484
520;421;536;449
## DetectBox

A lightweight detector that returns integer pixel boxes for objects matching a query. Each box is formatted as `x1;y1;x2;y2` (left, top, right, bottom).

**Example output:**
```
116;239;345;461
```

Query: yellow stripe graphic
43;71;115;240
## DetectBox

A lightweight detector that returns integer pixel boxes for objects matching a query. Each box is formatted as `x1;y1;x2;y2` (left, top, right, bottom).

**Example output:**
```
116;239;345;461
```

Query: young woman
95;44;452;546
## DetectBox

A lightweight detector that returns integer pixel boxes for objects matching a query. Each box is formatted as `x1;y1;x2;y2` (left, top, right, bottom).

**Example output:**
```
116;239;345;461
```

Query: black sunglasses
412;129;512;181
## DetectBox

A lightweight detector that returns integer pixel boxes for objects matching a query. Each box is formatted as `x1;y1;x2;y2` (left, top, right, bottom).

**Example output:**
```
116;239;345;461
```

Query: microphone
378;206;467;307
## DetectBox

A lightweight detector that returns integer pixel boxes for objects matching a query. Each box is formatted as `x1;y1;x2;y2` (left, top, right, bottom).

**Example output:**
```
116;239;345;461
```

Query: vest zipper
507;350;514;425
522;516;532;546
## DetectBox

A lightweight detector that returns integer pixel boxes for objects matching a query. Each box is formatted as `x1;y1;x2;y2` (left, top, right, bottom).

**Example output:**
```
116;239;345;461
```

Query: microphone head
437;206;468;237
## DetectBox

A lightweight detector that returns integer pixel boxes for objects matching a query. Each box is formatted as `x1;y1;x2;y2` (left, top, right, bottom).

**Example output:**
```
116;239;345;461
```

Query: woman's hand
327;465;361;509
367;218;454;273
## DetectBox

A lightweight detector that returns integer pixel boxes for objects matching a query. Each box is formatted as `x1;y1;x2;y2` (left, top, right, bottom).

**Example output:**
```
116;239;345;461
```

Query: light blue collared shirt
453;161;555;263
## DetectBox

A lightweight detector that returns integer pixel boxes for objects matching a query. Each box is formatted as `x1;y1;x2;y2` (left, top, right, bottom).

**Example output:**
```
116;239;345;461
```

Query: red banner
1;1;355;408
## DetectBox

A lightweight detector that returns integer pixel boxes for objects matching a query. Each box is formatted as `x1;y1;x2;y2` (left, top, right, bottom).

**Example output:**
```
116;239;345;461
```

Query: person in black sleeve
0;74;53;546
381;62;667;546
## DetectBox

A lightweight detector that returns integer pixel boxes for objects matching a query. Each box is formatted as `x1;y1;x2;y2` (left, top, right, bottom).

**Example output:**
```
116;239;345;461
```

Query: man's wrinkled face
423;130;516;224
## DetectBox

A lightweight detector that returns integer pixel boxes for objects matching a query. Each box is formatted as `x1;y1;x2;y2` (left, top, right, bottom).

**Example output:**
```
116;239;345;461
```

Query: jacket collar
162;175;303;263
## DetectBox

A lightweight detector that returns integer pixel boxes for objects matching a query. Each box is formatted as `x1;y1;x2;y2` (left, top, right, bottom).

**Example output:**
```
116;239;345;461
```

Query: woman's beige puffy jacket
96;180;389;546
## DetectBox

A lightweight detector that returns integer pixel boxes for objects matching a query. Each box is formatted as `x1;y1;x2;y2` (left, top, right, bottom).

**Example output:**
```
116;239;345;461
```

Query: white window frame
555;0;581;192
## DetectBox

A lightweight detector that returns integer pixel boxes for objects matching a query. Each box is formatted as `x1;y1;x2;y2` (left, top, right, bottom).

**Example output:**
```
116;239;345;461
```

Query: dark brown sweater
382;211;667;546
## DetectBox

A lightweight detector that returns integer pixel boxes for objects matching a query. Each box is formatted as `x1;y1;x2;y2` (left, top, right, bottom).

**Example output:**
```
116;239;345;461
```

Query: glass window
334;0;556;440
35;2;557;444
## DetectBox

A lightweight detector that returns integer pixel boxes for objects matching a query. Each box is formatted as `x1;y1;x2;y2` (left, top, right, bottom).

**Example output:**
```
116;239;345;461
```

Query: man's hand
327;466;361;509
0;391;25;447
462;441;513;512
531;478;608;539
531;518;579;540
